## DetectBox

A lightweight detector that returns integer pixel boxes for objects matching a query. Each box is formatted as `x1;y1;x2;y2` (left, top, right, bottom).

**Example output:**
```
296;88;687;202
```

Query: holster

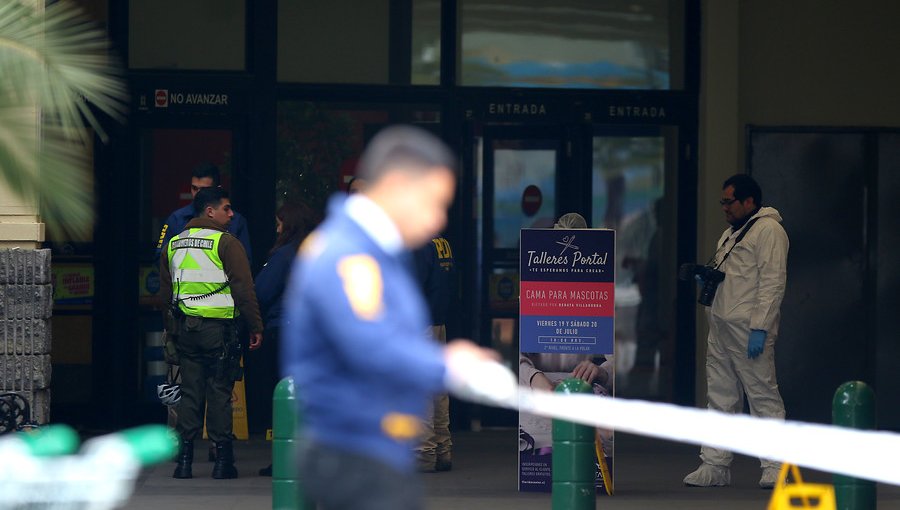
162;330;180;365
163;304;183;365
216;324;243;382
165;304;184;336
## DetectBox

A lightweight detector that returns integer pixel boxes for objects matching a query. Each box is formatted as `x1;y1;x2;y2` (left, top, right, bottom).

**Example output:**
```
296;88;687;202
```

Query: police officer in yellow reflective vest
160;187;264;480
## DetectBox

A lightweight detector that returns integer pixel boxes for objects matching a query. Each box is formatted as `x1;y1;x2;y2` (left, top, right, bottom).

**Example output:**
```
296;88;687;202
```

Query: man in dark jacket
156;163;252;264
414;236;456;472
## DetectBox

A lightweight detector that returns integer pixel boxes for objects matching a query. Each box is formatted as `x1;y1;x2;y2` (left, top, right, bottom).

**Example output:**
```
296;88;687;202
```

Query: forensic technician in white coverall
684;174;789;489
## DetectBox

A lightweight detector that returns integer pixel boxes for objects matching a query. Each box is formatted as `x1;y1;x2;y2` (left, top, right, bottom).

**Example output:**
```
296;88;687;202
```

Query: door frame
93;85;255;427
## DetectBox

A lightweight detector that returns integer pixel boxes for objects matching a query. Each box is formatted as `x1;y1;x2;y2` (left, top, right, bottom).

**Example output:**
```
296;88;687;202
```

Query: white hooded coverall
701;206;788;469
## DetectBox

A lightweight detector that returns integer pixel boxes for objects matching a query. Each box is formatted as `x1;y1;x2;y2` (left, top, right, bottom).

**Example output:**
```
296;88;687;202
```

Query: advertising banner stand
518;228;615;494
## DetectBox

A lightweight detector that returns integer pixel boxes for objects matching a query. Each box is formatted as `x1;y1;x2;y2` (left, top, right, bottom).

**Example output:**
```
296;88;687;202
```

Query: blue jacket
156;204;252;264
282;196;446;471
255;241;299;329
414;237;455;326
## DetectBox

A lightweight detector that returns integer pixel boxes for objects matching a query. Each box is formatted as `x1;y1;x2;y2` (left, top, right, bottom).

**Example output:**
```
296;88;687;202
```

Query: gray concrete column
0;248;52;425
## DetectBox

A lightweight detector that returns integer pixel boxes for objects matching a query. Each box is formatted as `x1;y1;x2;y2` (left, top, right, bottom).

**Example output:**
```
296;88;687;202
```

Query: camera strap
713;216;761;270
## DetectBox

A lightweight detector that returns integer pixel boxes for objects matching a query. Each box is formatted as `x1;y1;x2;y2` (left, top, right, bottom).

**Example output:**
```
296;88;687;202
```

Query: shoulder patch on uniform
299;232;325;259
337;254;384;321
381;412;422;441
156;224;168;249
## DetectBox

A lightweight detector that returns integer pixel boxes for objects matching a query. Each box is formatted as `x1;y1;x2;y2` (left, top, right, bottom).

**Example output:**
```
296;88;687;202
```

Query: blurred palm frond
0;0;127;239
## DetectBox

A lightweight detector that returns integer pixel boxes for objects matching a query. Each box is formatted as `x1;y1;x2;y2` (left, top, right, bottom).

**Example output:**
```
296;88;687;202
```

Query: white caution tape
452;361;900;486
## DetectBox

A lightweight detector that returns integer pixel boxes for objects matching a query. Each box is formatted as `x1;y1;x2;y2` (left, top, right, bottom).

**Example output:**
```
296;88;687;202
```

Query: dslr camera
679;263;725;307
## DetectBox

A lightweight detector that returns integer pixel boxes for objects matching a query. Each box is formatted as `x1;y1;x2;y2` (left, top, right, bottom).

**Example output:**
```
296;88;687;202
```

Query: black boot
211;441;238;479
172;439;193;479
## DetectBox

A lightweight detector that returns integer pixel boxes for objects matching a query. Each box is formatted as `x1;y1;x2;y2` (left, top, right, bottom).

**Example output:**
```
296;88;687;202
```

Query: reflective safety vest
167;228;234;319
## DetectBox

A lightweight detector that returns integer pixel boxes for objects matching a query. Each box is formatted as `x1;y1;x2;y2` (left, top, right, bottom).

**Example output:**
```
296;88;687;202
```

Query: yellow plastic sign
767;464;836;510
231;368;249;440
594;429;614;496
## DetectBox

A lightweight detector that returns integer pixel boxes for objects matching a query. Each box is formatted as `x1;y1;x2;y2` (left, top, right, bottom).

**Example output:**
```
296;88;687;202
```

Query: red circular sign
155;89;168;108
521;185;542;217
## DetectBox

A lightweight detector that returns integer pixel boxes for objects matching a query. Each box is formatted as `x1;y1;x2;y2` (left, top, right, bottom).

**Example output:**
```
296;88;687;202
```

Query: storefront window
459;0;683;89
139;128;236;260
276;102;441;212
412;0;442;85
277;0;440;85
129;0;246;70
74;0;108;26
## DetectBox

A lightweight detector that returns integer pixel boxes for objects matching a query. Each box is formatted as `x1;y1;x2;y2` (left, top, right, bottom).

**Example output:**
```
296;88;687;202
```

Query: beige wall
0;105;44;249
0;184;44;248
740;1;900;130
697;0;739;403
697;0;900;403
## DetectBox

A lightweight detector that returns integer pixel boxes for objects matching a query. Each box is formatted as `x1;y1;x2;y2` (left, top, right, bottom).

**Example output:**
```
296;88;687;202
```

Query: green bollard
272;376;314;510
832;381;876;510
552;378;596;510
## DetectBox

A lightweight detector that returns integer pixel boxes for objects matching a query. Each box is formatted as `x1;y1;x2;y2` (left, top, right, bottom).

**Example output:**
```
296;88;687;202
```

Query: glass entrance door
470;123;681;402
465;123;683;428
470;127;564;426
478;129;563;361
591;129;678;400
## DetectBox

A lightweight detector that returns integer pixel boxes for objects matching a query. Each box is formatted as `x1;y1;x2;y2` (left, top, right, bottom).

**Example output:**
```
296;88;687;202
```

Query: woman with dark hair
248;202;317;475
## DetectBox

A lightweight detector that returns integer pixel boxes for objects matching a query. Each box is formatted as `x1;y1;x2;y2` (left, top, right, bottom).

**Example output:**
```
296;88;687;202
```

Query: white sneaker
683;463;731;487
759;466;780;489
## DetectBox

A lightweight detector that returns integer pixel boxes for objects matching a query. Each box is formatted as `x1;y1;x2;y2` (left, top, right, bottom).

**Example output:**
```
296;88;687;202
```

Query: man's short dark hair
723;174;762;207
357;125;456;182
193;186;229;217
192;163;221;186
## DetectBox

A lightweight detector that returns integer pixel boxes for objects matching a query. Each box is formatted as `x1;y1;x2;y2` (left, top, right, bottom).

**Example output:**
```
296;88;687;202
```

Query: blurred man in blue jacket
282;125;497;510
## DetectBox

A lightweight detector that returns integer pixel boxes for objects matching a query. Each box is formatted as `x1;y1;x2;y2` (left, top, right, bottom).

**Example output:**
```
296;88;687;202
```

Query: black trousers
298;439;422;510
245;325;280;433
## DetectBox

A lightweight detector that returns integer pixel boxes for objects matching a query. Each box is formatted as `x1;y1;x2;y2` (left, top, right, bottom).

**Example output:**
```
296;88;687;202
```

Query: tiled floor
127;429;900;510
